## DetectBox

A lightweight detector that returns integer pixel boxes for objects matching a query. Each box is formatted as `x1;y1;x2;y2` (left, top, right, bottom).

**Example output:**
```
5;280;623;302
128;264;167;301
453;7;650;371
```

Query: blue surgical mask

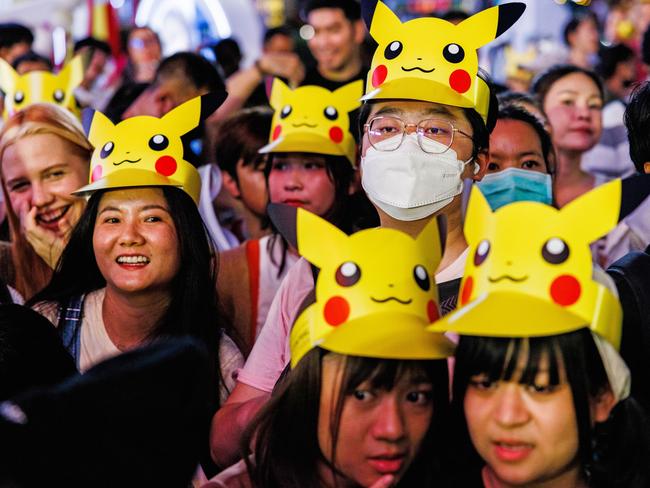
477;167;553;210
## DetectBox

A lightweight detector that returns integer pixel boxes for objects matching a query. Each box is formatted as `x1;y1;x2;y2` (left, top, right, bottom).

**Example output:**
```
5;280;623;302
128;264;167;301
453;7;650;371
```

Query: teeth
117;256;150;264
37;206;68;223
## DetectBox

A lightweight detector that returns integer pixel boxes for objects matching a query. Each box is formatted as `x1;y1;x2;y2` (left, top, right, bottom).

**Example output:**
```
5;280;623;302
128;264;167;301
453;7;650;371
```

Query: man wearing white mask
210;0;526;469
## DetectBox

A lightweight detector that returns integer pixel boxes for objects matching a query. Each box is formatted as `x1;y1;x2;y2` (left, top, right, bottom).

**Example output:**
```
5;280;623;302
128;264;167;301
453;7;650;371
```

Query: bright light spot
299;24;314;41
110;0;125;8
52;27;67;66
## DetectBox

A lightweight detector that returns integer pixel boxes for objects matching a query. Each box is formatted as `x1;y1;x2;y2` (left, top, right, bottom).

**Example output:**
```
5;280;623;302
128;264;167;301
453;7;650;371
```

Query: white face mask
361;133;474;221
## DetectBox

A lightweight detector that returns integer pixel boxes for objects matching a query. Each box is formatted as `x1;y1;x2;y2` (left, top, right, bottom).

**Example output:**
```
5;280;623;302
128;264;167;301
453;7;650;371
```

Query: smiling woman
0;103;92;300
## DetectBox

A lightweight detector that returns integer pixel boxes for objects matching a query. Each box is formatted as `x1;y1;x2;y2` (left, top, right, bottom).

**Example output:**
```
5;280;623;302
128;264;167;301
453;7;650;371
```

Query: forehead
308;7;349;27
368;100;469;125
546;73;602;99
491;119;542;151
98;187;167;208
272;152;328;164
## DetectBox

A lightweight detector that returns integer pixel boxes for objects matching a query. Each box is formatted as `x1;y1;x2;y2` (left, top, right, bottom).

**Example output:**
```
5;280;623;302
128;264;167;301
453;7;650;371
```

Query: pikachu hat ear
296;207;349;270
464;186;495;245
0;58;17;96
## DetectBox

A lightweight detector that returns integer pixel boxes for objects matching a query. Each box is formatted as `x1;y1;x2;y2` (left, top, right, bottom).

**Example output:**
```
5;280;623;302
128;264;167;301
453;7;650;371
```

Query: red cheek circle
449;69;471;94
323;296;350;326
155;156;177;177
372;65;388;88
427;300;439;323
550;275;581;307
272;124;282;140
329;126;344;143
460;276;474;305
91;165;103;182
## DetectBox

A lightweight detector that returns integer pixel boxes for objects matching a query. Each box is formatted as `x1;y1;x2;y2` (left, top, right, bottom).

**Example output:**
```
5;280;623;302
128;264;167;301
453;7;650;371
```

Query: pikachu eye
336;261;361;287
542;238;570;264
53;89;65;103
474;239;490;266
148;134;169;151
280;105;292;119
100;141;114;159
14;91;25;104
324;106;338;120
443;43;465;64
413;265;430;291
384;41;403;60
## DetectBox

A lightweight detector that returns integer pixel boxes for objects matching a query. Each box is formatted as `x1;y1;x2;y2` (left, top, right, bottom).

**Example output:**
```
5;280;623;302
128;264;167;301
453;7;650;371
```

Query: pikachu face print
360;0;525;123
0;55;84;119
77;96;208;204
288;208;454;367
259;78;363;165
430;182;624;349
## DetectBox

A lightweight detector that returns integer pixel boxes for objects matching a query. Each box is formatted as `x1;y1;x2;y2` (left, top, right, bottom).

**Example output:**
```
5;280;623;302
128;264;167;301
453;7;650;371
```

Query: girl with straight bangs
239;348;450;488
450;330;650;488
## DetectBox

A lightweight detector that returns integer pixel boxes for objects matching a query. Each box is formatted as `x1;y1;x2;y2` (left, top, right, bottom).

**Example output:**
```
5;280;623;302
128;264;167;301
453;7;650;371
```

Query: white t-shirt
33;288;243;403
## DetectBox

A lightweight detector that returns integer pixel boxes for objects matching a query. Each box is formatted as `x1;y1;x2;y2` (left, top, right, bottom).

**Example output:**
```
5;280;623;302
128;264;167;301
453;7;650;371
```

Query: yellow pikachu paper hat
0;55;84;119
428;180;646;400
360;0;525;123
504;45;537;82
74;93;226;204
259;78;363;165
272;206;455;367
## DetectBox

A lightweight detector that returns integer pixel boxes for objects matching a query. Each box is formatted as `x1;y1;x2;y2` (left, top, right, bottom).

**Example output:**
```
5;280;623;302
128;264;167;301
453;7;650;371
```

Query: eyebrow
557;89;602;100
373;104;459;120
5;163;68;187
98;204;170;215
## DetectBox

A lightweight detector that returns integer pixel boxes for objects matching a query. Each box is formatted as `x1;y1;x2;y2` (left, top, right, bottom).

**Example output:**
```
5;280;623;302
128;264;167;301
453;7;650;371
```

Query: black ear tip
496;2;526;37
361;0;379;29
200;90;228;119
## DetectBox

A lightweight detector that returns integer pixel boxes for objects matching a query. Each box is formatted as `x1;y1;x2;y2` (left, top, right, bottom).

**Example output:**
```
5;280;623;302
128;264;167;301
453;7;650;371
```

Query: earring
473;162;480;175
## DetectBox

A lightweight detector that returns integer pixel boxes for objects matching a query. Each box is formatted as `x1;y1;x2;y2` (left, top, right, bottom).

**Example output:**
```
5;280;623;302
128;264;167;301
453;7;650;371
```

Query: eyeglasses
364;116;473;153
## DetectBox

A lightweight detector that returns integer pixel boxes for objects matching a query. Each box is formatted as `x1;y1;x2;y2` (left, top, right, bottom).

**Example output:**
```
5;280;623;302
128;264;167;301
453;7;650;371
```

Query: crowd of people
0;0;650;486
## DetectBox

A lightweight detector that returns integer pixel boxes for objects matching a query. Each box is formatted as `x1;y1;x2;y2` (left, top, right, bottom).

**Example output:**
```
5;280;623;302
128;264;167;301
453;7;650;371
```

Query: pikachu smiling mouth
488;275;529;283
401;66;435;74
371;296;413;305
113;158;142;166
292;123;318;128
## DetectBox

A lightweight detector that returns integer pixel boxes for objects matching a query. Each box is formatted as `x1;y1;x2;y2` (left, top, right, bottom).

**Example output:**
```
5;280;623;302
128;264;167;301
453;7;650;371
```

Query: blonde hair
0;103;93;300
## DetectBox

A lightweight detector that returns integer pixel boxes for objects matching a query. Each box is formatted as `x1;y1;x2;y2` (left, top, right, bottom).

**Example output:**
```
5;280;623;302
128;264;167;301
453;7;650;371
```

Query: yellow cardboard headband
0;55;84;119
430;182;626;348
360;0;526;123
274;206;454;367
75;93;226;204
259;78;363;166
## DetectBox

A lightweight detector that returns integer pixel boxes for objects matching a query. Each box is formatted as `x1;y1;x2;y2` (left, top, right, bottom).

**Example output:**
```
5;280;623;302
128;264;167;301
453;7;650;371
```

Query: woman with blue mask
478;105;555;210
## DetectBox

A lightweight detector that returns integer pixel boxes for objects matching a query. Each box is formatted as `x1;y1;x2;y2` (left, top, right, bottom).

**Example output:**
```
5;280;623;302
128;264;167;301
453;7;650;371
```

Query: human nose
283;166;303;191
493;384;530;428
119;218;145;246
574;102;592;120
30;181;54;208
371;396;407;442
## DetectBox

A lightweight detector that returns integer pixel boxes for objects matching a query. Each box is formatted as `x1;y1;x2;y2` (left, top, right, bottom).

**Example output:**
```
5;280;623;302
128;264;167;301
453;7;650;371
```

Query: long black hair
451;330;650;488
30;186;226;408
242;348;451;488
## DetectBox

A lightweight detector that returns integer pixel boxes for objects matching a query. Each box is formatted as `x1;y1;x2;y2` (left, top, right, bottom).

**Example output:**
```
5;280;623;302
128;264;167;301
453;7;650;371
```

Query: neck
318;54;362;83
378;200;467;273
569;49;591;69
553;149;595;207
240;205;269;241
102;286;171;350
482;464;587;488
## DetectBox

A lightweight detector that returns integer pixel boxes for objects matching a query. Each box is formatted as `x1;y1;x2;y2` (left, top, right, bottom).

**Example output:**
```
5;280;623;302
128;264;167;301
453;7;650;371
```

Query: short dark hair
263;26;292;46
624;81;650;172
0;23;33;50
155;51;226;93
244;349;451;487
496;104;555;174
563;12;599;47
301;0;361;22
440;9;470;23
73;36;111;56
532;64;604;109
11;50;52;71
596;43;635;81
214;106;273;181
358;71;496;160
452;330;650;488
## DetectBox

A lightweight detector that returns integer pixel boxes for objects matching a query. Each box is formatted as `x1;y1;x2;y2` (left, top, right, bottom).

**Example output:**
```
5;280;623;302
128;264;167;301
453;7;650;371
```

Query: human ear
221;170;241;199
590;387;617;424
472;149;489;181
643;162;650;174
